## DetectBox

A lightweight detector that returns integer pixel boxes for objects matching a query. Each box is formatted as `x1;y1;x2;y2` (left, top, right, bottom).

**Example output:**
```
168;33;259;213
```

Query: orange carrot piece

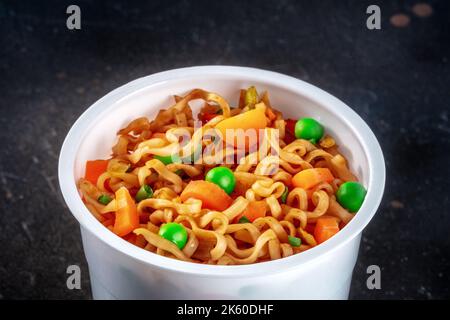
113;187;139;237
85;160;109;185
292;168;334;189
235;200;267;223
215;108;267;149
314;217;340;244
180;180;233;211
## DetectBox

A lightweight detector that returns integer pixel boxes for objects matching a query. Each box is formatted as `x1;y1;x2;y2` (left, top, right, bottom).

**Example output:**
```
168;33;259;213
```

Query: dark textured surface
0;0;449;299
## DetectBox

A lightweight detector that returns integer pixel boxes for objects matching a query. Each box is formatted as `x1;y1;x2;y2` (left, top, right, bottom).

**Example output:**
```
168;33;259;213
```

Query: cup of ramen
58;66;385;299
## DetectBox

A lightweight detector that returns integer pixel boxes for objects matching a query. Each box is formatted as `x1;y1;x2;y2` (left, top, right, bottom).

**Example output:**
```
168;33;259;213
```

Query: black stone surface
0;0;449;299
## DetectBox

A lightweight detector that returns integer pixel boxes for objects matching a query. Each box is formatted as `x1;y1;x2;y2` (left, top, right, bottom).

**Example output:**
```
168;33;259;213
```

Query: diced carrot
235;200;267;223
85;160;109;185
113;187;139;237
292;168;334;189
180;180;233;211
314;217;340;244
215;108;267;149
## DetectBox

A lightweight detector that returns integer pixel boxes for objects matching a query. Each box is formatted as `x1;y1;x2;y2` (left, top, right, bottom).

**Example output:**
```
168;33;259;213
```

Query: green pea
281;186;288;204
154;154;181;165
135;184;153;202
336;182;367;212
98;194;112;205
205;166;236;195
158;222;188;249
294;118;324;144
288;235;302;247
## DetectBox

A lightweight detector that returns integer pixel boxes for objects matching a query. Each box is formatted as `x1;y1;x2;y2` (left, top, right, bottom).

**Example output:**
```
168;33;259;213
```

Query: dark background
1;0;449;299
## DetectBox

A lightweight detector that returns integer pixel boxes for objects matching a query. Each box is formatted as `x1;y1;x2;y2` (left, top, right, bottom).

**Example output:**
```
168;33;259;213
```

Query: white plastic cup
58;66;385;300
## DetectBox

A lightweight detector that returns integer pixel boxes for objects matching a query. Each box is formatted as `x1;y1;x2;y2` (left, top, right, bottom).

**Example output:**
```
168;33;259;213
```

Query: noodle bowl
59;66;385;299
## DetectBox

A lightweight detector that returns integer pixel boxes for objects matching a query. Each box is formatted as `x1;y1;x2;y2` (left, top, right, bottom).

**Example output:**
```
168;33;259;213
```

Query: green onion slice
98;194;112;205
135;184;153;202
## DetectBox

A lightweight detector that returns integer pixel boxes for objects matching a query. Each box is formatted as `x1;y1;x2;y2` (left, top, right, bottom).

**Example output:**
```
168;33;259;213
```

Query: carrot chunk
85;160;109;185
292;168;334;189
180;180;233;211
113;187;139;237
314;217;340;244
235;200;267;223
215;107;267;149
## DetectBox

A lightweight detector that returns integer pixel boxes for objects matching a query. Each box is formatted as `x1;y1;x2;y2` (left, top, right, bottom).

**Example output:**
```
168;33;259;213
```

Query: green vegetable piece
294;118;324;144
135;184;153;202
154;154;181;165
245;86;258;107
158;222;188;249
239;216;250;223
288;235;302;247
336;181;367;212
205;166;236;195
281;186;289;204
98;194;112;205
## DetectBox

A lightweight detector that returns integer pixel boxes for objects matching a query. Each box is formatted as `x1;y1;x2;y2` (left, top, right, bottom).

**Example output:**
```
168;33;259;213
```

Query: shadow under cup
58;66;385;299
